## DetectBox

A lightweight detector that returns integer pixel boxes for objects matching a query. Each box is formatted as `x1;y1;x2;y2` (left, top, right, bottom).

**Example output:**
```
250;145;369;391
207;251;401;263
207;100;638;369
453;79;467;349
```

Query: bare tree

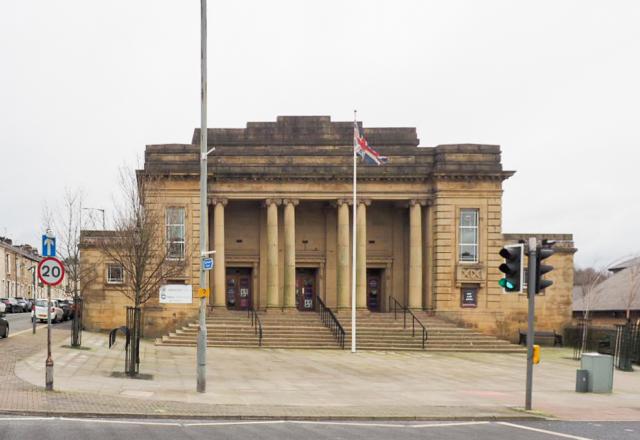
99;167;187;309
576;266;608;356
56;189;100;345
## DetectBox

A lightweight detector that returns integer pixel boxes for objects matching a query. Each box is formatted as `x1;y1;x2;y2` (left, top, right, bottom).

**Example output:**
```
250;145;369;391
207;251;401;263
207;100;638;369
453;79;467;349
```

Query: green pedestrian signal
499;244;523;293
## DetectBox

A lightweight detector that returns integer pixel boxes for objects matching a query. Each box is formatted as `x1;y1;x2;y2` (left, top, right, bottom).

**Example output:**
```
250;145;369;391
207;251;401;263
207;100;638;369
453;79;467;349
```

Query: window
166;207;185;260
107;264;124;284
5;254;10;274
459;209;479;263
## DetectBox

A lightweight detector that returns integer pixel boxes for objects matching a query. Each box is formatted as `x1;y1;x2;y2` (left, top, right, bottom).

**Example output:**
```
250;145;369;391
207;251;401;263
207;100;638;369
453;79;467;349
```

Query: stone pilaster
337;199;350;309
409;199;424;310
356;200;370;309
265;199;280;308
212;198;227;307
283;199;298;308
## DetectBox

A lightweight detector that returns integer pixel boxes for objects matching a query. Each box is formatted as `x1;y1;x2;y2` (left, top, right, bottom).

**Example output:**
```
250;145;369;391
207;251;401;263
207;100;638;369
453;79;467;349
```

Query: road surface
0;418;637;440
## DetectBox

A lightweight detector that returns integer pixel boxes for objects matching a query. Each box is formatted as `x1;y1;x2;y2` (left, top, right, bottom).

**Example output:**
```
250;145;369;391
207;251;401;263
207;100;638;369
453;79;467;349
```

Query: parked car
0;302;7;338
62;298;76;320
0;313;8;338
1;298;21;313
14;297;30;312
15;297;32;312
32;299;64;323
56;299;72;321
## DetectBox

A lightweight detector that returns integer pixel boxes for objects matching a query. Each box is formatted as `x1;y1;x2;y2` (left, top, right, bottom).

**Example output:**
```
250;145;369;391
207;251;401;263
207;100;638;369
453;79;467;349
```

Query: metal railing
247;304;263;347
389;296;428;349
317;297;345;349
614;323;640;371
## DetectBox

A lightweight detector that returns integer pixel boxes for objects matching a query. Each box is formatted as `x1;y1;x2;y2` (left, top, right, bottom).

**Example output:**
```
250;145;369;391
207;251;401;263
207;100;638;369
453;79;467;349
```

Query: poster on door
460;286;478;308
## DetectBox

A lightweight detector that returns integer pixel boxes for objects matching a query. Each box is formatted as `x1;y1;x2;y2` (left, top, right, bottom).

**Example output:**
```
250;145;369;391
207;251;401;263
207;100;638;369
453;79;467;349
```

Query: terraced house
81;116;576;351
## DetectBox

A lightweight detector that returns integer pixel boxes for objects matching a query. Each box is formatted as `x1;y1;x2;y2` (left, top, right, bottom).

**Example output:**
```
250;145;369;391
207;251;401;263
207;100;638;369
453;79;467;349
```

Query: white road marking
411;421;491;428
289;421;407;428
185;420;287;427
59;417;182;427
7;324;45;338
497;422;595;440
0;417;54;421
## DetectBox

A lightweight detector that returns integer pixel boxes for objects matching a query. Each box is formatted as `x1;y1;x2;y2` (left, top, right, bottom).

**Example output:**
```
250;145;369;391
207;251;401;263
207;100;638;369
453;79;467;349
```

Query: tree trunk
580;312;589;357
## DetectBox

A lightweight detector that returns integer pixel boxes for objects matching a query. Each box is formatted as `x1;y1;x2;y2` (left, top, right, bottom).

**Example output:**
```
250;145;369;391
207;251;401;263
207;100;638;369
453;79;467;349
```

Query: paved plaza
2;325;640;420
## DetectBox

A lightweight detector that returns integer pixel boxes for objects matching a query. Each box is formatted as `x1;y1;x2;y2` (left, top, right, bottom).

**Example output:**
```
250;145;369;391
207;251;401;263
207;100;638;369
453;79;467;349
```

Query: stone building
80;116;575;340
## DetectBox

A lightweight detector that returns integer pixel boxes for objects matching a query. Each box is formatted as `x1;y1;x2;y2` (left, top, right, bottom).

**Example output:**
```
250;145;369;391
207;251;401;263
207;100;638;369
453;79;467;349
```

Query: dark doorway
225;267;252;310
296;268;317;311
367;269;383;312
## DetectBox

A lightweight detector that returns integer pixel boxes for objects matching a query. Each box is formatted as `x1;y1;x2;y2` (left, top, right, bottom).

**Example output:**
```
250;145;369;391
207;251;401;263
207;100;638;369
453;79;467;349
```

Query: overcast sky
1;1;639;268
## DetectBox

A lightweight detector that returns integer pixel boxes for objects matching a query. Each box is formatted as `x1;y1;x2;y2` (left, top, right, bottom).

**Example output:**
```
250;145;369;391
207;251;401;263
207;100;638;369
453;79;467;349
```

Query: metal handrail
388;295;428;349
316;297;345;349
247;302;263;347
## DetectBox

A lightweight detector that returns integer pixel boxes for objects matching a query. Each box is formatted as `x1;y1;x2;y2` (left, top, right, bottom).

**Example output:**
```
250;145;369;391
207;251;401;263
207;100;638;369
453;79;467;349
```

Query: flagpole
351;110;357;353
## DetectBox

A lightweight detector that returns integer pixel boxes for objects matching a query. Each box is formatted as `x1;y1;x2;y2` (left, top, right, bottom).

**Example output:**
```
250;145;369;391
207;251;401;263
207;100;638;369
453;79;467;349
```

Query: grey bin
575;369;589;393
580;353;614;393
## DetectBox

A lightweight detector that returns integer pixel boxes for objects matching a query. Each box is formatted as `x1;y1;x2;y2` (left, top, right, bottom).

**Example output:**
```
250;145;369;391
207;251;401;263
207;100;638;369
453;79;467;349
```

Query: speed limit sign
38;257;65;286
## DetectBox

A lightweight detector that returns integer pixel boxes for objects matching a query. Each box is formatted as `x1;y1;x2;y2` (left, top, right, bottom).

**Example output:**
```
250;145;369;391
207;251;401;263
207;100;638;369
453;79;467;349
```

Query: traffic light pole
525;237;537;411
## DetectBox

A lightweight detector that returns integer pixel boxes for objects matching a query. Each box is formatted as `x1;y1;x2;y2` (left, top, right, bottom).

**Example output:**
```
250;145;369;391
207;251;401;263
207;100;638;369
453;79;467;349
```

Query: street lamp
28;265;36;334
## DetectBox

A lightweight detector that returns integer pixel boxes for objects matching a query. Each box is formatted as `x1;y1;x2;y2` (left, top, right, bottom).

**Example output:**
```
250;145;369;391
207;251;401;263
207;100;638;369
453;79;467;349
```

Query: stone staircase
157;309;524;352
337;311;526;352
156;309;341;349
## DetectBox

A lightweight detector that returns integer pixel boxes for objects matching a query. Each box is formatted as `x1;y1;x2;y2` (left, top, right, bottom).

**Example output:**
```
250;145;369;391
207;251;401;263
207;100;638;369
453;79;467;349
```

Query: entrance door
225;267;252;310
295;268;317;311
366;269;383;312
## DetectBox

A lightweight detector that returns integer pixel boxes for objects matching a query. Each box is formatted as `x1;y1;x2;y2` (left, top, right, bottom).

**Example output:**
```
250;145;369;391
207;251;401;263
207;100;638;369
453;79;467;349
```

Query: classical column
266;199;280;308
409;200;423;310
283;199;298;308
356;200;369;309
336;199;350;309
212;199;227;307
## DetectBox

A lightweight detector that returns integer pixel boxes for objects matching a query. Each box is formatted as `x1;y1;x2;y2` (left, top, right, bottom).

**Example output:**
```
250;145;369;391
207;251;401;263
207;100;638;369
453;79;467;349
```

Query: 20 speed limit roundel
38;257;65;286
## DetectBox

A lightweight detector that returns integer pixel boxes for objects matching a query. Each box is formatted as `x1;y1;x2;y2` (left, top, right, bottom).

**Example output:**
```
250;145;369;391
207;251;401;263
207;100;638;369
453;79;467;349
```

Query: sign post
37;234;64;392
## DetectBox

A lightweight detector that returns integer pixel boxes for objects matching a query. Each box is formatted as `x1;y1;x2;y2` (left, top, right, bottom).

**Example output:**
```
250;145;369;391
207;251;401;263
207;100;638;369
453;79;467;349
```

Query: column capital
264;198;282;207
335;198;351;207
208;197;228;206
357;199;372;207
283;198;299;206
409;199;428;207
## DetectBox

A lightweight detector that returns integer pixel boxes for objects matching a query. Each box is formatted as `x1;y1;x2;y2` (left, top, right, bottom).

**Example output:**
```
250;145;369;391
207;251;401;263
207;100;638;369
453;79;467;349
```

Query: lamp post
196;0;209;393
28;266;36;334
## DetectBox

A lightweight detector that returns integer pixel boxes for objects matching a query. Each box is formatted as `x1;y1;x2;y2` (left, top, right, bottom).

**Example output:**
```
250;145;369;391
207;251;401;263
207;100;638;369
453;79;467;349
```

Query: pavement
2;323;640;421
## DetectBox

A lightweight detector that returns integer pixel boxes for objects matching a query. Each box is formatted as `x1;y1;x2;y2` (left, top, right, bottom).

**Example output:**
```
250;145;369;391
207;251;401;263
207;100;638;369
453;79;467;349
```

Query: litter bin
575;369;589;393
580;353;614;393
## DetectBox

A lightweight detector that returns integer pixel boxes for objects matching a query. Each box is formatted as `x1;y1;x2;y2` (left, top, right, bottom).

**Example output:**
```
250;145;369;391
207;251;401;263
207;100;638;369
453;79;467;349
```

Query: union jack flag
354;122;388;166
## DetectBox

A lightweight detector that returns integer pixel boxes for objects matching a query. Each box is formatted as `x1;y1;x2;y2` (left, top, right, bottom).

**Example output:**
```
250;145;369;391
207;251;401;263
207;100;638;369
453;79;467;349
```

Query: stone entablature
143;116;513;182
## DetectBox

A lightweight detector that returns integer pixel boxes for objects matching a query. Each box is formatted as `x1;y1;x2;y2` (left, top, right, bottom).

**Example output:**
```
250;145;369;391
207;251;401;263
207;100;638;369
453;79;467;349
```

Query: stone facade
80;116;576;339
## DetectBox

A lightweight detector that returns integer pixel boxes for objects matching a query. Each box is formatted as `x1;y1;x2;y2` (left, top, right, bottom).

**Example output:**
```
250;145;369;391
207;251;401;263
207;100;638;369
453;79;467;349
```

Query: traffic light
535;242;555;293
499;244;523;292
